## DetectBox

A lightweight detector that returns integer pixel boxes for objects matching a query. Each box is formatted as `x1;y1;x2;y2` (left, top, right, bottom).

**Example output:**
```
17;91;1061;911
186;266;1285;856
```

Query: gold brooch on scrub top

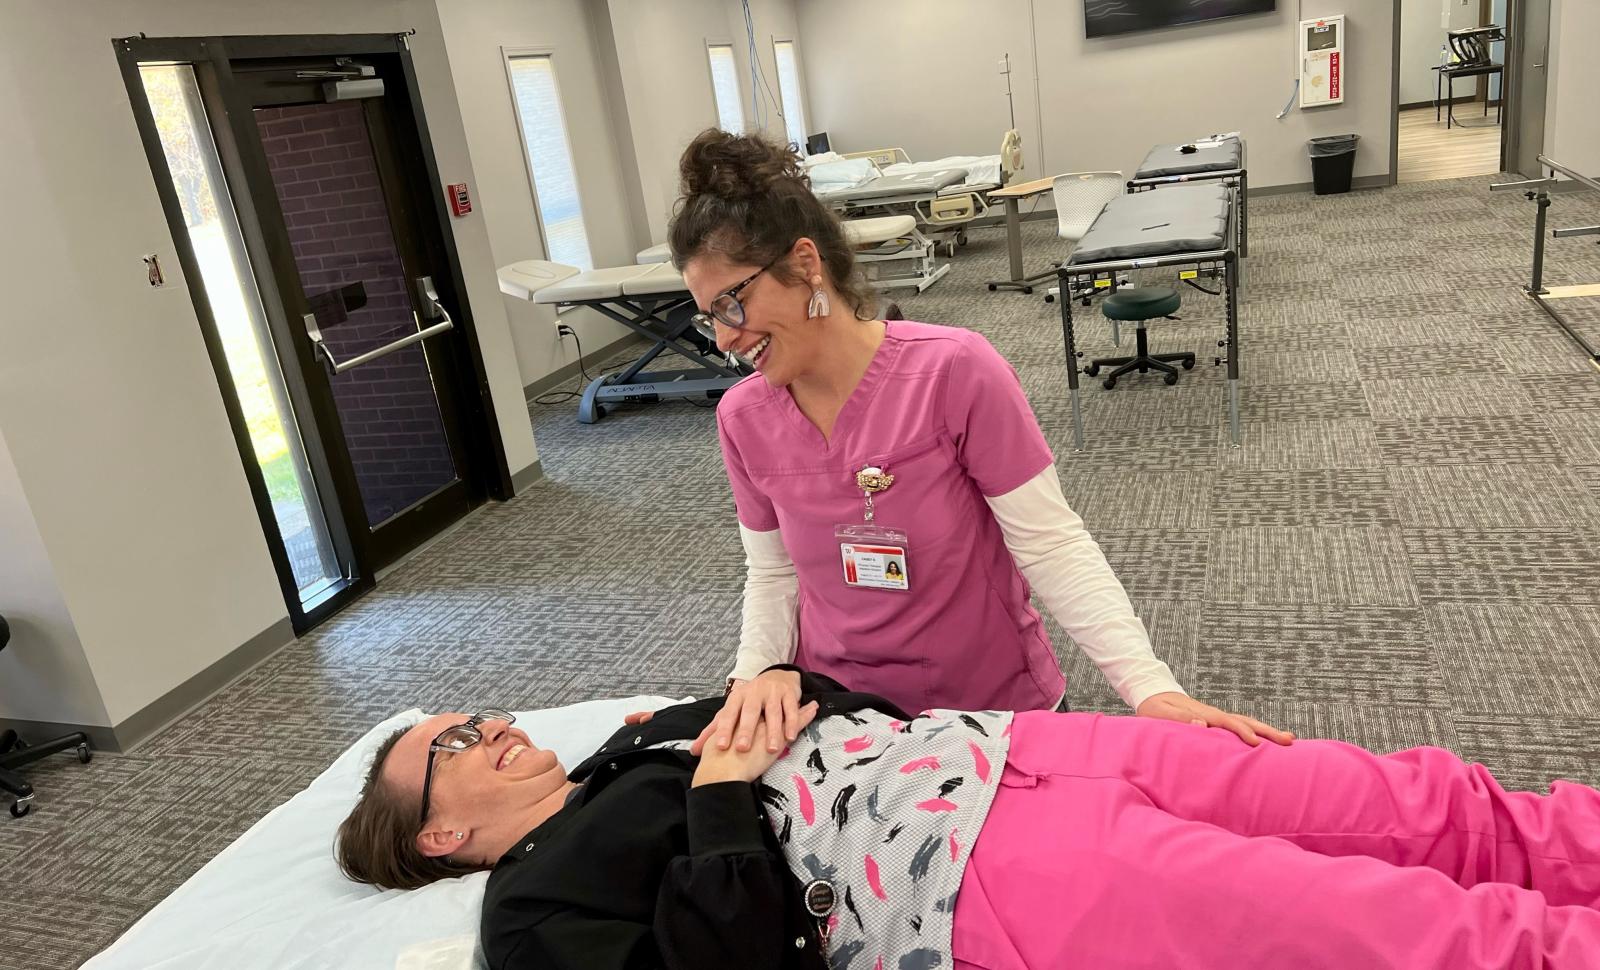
856;466;895;494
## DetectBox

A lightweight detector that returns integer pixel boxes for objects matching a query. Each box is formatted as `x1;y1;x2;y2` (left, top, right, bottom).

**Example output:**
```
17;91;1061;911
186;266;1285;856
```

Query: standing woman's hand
1136;691;1296;747
690;669;805;756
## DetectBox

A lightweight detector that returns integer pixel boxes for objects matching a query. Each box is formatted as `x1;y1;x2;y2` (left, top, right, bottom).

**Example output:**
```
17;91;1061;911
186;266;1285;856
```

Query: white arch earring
806;275;830;319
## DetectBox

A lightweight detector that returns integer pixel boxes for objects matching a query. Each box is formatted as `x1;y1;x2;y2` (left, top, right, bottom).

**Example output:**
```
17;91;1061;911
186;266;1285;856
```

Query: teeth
501;744;526;769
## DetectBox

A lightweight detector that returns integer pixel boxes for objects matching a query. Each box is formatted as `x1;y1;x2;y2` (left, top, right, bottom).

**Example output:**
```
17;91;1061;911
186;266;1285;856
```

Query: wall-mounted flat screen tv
1085;0;1276;39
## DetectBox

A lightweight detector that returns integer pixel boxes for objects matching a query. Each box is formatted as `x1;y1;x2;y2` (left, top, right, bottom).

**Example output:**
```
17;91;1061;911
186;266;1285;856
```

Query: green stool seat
1102;286;1181;321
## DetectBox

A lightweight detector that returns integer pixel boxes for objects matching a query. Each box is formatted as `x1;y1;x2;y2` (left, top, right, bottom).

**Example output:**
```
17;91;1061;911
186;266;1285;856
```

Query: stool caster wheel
987;283;998;292
10;798;30;819
1044;294;1055;304
1102;377;1117;390
1182;359;1195;370
1164;373;1179;386
1083;364;1100;377
77;744;92;764
1022;286;1033;295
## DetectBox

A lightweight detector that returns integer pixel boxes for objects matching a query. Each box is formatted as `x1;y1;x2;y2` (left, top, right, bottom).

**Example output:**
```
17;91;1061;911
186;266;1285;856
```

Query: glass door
138;63;348;606
225;55;480;572
119;35;509;630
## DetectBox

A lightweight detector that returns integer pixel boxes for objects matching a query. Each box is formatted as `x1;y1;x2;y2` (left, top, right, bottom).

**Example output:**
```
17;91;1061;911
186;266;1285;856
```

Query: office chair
1040;171;1126;305
0;613;93;818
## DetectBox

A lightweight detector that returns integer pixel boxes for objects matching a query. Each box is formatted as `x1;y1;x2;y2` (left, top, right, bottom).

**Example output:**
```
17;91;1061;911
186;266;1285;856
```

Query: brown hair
668;129;876;320
335;727;490;891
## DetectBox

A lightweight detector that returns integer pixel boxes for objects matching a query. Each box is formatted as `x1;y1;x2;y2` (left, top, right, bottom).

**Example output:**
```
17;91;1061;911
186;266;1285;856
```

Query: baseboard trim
0;616;296;754
1400;97;1502;112
1250;173;1393;198
522;334;647;402
510;459;544;493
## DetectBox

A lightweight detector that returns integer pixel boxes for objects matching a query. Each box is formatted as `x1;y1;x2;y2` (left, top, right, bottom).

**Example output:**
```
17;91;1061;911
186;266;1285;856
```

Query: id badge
837;524;910;590
837;465;910;591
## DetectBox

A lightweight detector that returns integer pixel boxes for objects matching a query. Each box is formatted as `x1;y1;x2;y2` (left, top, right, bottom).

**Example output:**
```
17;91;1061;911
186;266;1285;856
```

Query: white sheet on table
82;694;690;970
805;156;878;189
882;154;1002;187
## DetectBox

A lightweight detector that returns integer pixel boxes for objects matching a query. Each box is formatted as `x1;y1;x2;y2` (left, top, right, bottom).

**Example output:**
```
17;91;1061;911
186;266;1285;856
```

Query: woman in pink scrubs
668;130;1291;755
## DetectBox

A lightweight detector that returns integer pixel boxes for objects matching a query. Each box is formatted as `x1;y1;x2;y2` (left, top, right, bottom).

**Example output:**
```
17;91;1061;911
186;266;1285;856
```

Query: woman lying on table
337;667;1600;970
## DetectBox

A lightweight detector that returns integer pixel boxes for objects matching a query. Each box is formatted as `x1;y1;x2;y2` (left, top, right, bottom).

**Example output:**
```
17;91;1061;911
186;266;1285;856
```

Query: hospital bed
635;214;948;294
1055;182;1242;450
80;695;687;970
497;259;748;424
1127;135;1249;258
811;158;990;256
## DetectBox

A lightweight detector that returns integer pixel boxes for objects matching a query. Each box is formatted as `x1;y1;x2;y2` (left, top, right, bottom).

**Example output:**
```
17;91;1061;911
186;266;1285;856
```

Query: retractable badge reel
835;466;910;591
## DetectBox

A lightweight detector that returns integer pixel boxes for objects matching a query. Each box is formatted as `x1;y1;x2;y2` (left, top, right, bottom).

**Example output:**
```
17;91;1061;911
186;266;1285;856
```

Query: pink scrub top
716;320;1064;713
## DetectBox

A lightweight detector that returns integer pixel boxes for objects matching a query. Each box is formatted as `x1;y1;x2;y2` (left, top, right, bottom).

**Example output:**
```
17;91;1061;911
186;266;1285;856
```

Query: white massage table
1128;136;1250;257
82;695;688;970
631;215;948;294
1056;183;1243;449
498;259;748;424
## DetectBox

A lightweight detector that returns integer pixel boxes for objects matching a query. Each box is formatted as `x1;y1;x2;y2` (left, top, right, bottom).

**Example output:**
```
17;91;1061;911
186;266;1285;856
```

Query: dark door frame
113;32;515;632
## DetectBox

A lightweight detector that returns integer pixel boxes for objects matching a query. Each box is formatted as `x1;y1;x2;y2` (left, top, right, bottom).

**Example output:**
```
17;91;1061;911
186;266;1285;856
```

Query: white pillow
83;695;690;970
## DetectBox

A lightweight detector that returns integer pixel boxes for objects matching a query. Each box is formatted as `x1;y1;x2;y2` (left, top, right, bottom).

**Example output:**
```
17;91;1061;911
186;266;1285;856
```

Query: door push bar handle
305;276;454;375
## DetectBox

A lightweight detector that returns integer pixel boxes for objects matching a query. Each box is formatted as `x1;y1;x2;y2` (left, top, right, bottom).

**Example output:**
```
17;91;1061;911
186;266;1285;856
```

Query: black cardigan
480;667;913;969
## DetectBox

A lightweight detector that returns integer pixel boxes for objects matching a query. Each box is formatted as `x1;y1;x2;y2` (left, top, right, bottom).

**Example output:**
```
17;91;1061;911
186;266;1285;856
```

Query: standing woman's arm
944;334;1291;745
729;525;799;681
985;465;1183;710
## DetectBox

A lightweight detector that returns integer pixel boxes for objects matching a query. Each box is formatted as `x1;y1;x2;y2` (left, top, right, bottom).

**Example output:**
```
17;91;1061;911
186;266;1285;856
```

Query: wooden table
985;175;1057;293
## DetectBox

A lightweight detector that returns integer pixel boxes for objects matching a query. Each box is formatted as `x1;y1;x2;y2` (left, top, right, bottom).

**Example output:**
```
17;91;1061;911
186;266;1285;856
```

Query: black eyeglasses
418;709;515;825
692;257;782;332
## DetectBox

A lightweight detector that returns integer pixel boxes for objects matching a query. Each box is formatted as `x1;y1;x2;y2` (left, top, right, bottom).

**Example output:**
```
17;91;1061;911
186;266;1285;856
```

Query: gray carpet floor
9;173;1600;969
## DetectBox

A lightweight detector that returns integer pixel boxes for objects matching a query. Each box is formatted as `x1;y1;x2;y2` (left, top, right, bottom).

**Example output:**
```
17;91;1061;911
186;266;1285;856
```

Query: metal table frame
1490;155;1600;370
548;291;749;424
1057;186;1242;450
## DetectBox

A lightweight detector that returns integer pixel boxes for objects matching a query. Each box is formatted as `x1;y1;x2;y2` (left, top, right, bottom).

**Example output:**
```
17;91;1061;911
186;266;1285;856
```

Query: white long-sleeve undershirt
726;465;1186;710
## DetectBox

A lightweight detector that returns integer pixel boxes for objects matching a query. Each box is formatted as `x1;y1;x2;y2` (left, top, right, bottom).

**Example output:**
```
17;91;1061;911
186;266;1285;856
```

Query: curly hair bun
678;128;806;200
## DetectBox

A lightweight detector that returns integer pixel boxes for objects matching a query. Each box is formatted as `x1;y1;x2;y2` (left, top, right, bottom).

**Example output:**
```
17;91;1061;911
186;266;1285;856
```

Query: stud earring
455;832;464;841
806;275;830;319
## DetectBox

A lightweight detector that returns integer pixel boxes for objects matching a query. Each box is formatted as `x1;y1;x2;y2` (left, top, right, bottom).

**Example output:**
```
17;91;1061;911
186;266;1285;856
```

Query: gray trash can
1308;134;1359;195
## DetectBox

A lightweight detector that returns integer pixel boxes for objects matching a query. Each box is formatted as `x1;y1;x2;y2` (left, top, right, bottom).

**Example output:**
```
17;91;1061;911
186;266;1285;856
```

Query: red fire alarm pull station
447;183;472;217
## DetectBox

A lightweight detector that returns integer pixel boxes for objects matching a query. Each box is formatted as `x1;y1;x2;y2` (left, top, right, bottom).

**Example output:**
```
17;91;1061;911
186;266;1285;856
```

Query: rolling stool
1083;286;1195;389
0;613;93;817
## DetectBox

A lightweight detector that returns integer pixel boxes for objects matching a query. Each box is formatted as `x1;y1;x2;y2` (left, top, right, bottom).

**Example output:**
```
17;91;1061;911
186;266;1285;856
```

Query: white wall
435;0;637;392
800;0;1396;190
1544;0;1600;176
1400;0;1448;107
0;428;109;728
606;0;731;242
798;0;1037;172
0;0;536;728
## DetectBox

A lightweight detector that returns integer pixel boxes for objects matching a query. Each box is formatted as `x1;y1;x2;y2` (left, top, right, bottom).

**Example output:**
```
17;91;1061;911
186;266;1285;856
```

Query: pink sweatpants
951;710;1600;969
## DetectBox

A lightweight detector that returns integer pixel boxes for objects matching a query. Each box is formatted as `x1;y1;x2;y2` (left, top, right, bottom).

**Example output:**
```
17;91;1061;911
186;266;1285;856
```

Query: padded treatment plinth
1068;184;1230;264
636;242;671;264
497;259;581;301
1103;286;1181;321
1135;138;1243;179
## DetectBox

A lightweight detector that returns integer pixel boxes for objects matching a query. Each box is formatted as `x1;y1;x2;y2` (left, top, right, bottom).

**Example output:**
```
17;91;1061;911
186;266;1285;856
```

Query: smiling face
381;712;568;858
683;242;822;390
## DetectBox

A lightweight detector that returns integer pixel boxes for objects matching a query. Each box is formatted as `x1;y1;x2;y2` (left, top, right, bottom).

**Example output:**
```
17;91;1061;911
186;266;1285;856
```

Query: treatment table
1128;136;1249;257
498;259;748;424
1056;182;1242;449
